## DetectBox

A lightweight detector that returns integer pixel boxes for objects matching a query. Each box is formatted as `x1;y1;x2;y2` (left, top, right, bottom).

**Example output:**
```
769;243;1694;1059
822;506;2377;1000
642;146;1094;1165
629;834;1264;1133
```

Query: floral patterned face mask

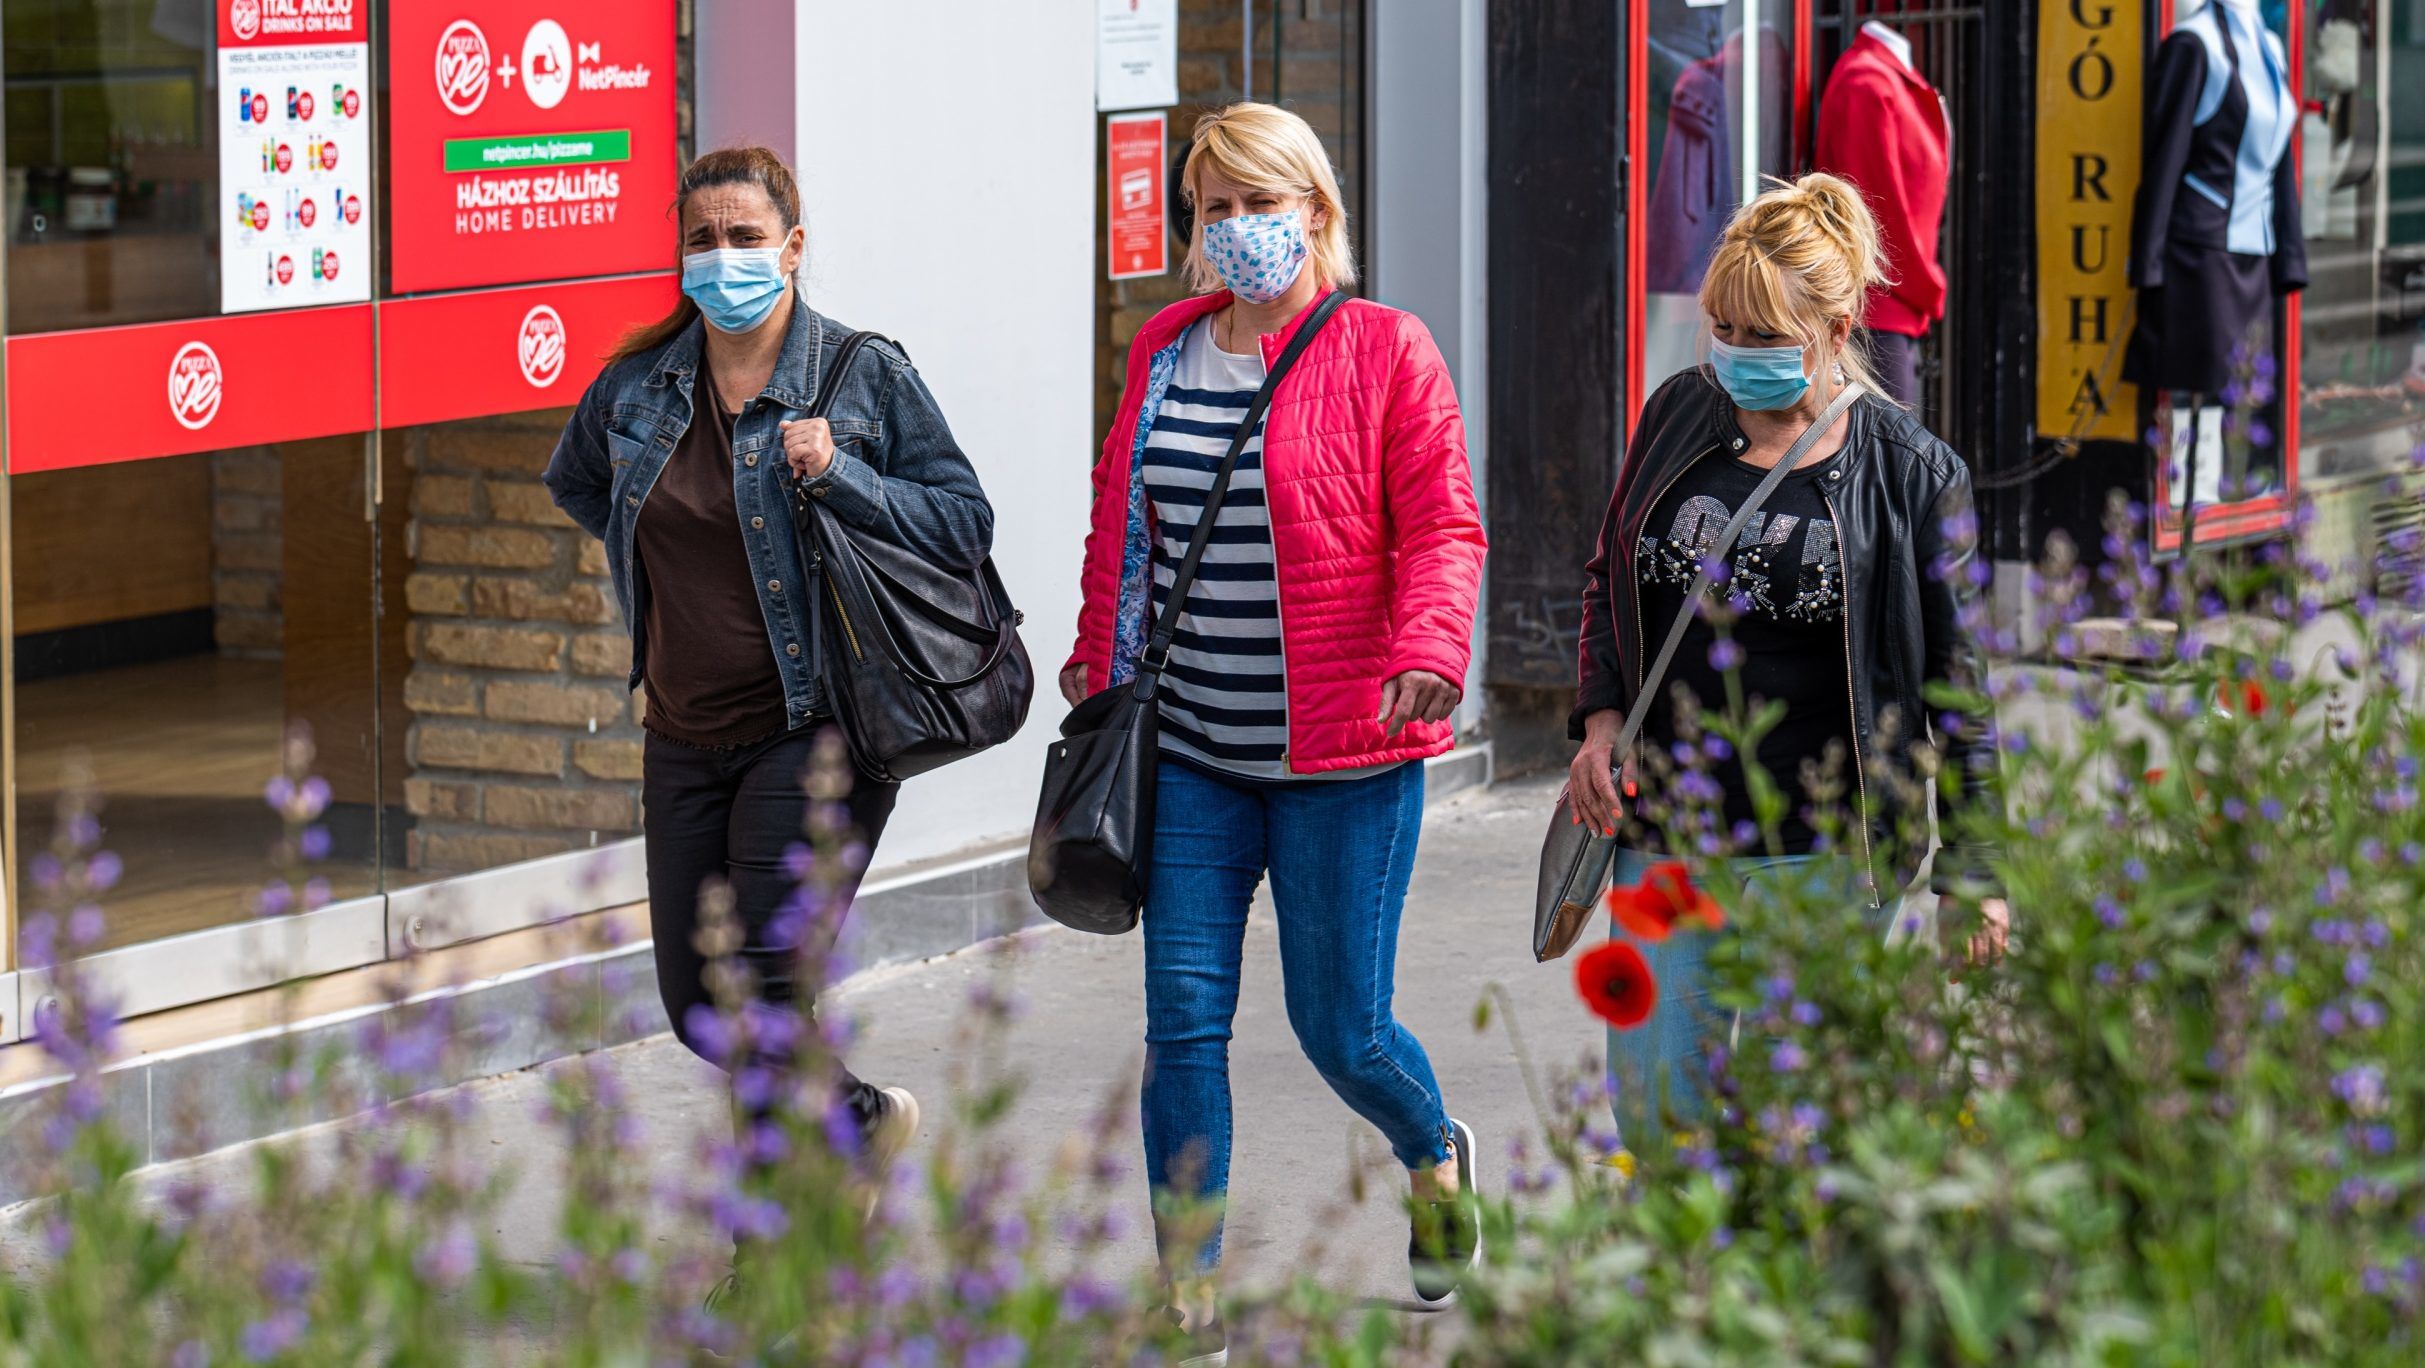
1199;210;1310;304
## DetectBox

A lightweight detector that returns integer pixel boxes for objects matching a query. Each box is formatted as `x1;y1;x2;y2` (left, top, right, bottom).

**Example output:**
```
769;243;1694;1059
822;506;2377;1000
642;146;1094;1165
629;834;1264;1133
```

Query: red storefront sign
388;1;677;293
5;307;374;472
1106;111;1169;281
378;273;679;428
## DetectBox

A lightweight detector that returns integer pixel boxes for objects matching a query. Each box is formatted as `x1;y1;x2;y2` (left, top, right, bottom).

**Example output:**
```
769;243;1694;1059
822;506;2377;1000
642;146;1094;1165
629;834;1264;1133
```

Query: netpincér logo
519;305;567;388
521;20;573;111
168;343;223;431
436;19;491;116
231;0;260;41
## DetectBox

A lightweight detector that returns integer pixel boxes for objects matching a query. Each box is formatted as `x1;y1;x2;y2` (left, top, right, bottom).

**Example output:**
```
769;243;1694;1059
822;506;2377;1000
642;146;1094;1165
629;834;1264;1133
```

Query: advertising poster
2034;0;2139;442
1107;112;1168;281
6;306;374;471
389;0;678;293
1097;0;1178;112
379;274;678;427
216;0;373;313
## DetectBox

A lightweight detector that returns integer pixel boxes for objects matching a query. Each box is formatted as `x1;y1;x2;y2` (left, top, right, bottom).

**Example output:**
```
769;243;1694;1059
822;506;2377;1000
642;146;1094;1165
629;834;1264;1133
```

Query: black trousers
642;725;899;1129
1866;328;1922;409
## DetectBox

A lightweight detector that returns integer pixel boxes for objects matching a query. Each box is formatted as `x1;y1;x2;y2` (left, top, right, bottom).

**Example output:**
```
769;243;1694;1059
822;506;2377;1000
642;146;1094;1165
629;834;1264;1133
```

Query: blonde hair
1181;103;1357;293
1699;172;1897;404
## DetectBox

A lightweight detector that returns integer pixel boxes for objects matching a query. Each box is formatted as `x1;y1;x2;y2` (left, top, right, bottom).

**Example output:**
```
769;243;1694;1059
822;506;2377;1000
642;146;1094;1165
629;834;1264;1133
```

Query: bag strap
1610;380;1867;764
1134;289;1351;700
807;329;887;422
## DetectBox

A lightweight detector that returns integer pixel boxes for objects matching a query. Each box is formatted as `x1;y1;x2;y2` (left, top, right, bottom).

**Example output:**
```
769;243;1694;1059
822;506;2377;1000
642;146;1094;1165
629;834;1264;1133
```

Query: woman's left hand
1378;670;1461;738
1940;894;2011;966
779;416;836;480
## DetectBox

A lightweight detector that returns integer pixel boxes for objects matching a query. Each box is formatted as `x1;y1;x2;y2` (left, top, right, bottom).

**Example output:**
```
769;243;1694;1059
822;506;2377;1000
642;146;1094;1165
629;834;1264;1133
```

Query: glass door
3;0;387;1000
1629;0;1806;418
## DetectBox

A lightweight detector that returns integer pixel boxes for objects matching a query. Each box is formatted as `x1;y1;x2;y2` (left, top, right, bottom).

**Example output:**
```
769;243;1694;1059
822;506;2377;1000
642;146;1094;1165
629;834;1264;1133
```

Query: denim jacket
543;294;994;732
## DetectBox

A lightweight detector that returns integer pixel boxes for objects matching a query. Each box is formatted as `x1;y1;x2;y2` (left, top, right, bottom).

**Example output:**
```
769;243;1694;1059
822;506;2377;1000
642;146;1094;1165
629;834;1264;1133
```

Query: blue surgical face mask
682;246;791;334
1708;337;1813;411
1200;211;1310;304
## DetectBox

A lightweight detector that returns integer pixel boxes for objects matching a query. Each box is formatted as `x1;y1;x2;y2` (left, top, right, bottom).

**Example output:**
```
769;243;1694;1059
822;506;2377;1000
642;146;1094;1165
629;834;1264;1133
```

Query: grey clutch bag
1534;791;1618;961
1529;381;1864;962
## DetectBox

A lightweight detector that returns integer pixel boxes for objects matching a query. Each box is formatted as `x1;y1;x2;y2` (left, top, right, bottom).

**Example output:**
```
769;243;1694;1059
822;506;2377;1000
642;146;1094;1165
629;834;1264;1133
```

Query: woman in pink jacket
1061;103;1487;1356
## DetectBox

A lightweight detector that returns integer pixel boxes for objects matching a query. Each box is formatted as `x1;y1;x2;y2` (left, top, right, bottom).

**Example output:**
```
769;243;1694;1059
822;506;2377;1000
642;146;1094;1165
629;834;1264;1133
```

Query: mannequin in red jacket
1815;21;1950;409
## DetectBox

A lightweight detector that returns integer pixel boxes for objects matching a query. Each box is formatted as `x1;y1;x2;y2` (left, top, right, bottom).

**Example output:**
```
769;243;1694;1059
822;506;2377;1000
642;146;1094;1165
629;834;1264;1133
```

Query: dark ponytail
607;146;805;363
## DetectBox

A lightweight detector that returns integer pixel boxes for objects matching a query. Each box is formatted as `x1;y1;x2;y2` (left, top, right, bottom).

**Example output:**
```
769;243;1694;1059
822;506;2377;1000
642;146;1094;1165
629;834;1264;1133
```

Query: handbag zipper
828;574;865;662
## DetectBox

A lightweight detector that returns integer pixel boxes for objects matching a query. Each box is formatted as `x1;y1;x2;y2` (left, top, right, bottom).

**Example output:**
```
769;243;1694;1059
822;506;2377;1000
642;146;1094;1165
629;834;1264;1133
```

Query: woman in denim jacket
543;147;990;1292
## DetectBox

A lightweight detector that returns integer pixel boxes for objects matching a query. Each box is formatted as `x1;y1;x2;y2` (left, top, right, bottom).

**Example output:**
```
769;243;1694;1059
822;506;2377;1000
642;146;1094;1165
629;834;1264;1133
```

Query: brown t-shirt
635;373;790;747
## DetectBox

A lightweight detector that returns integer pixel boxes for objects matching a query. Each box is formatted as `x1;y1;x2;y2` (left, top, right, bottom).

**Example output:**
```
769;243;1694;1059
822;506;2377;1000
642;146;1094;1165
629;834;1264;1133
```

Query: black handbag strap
806;329;888;422
1135;289;1349;699
1613;379;1865;764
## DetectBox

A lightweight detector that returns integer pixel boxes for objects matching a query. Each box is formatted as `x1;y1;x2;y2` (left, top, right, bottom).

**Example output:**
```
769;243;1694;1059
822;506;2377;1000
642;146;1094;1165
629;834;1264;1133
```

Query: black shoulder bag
791;331;1035;783
1027;290;1349;934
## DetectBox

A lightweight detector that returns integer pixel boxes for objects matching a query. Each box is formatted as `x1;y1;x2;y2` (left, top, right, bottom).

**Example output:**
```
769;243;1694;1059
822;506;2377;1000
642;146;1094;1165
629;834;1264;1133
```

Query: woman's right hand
1059;664;1090;707
1569;710;1625;837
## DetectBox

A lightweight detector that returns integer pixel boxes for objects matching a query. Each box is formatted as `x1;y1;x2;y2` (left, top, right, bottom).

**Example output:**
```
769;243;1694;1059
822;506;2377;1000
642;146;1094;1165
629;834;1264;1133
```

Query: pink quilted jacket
1066;290;1487;773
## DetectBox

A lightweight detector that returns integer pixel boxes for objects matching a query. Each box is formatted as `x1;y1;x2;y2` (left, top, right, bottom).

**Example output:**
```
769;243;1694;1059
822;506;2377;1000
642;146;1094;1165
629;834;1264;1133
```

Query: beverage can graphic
167;342;224;432
236;192;252;230
265;251;275;288
320;141;339;173
312;247;325;283
286;86;299;120
276;255;295;286
251;93;270;124
298;90;315;123
239;87;253;123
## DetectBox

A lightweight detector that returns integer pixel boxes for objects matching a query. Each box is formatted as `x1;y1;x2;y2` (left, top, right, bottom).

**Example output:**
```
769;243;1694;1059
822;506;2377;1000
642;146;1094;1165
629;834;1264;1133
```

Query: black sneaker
1161;1304;1228;1368
1409;1117;1482;1308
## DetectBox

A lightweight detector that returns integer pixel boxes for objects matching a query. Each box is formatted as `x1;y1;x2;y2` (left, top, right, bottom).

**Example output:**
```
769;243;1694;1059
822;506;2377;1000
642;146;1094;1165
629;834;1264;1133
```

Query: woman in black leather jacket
1567;173;2005;1150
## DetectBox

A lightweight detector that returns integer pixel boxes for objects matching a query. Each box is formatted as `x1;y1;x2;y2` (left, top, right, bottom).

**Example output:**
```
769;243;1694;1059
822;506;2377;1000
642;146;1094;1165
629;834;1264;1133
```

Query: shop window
4;0;221;332
2296;0;2425;491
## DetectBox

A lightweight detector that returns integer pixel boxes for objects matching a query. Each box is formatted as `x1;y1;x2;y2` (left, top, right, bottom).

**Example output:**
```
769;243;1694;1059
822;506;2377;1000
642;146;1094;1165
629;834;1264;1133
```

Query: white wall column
777;1;1097;868
1370;0;1491;733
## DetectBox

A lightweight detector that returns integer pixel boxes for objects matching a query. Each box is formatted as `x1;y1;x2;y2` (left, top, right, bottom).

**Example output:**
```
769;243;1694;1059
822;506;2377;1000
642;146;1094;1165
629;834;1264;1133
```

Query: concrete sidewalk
10;775;1592;1329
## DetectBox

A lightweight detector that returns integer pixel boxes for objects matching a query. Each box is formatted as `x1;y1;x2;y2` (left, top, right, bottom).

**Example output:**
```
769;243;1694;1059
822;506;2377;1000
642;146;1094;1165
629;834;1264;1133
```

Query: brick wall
1093;1;1365;445
399;409;645;875
211;448;284;657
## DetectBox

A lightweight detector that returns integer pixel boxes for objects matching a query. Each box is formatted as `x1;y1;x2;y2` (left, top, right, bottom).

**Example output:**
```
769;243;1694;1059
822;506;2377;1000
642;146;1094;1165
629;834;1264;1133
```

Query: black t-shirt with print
1635;449;1853;855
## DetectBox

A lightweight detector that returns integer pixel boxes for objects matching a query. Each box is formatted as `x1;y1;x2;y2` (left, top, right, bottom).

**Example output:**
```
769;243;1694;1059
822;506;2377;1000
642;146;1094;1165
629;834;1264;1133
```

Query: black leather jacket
1572;367;1998;898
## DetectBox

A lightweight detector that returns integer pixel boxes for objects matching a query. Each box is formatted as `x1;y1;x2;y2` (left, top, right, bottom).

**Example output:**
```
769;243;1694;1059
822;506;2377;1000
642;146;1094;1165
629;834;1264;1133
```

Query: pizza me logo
519;305;567;388
168;342;223;431
435;19;491;116
231;0;261;41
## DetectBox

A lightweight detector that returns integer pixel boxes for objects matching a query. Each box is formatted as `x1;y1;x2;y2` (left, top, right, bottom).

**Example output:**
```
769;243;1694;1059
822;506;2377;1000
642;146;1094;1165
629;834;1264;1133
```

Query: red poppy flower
1607;860;1726;942
1576;940;1658;1030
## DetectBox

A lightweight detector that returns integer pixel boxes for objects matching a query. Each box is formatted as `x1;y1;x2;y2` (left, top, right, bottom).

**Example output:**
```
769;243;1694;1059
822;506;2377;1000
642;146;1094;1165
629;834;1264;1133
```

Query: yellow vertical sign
2037;0;2143;441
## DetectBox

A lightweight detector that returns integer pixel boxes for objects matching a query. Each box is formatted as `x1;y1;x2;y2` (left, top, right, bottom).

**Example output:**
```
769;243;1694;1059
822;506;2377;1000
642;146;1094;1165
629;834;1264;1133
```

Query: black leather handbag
1027;291;1349;934
792;331;1035;783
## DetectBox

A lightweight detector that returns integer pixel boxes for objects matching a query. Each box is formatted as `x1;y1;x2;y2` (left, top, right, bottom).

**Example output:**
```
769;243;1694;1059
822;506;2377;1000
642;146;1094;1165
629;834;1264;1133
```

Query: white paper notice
217;40;373;312
1097;0;1178;112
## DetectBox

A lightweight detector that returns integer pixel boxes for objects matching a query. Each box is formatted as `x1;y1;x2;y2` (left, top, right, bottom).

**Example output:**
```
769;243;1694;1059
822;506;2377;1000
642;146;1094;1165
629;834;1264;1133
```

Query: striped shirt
1144;322;1293;778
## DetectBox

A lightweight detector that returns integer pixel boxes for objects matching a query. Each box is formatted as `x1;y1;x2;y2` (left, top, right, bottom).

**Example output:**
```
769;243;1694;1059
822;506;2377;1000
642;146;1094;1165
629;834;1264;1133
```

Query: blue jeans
1142;759;1453;1274
1604;849;1871;1153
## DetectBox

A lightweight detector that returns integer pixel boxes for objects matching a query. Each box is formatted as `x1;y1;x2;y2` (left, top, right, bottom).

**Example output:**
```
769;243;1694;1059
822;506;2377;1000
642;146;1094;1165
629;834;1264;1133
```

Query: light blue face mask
1708;337;1813;411
682;246;791;334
